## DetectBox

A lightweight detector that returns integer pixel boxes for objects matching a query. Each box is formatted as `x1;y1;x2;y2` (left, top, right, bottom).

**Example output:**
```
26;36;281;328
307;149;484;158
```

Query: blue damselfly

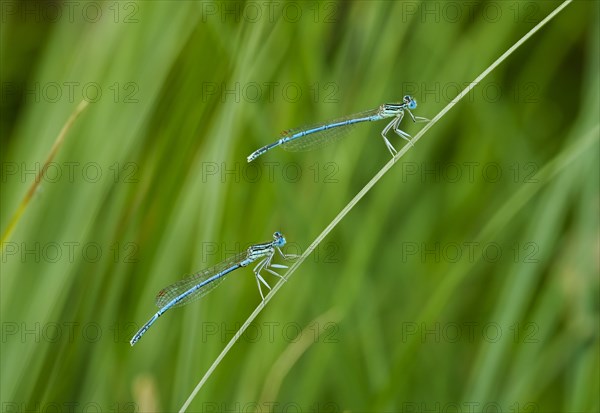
130;232;295;346
247;95;428;162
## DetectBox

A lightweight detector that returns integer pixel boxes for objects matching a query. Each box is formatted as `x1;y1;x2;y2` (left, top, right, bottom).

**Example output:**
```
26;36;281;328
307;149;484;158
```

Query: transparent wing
155;251;248;309
281;109;380;152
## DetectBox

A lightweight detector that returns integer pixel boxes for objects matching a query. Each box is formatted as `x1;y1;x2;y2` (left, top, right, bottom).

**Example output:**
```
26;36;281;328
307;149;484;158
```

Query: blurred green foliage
1;1;598;412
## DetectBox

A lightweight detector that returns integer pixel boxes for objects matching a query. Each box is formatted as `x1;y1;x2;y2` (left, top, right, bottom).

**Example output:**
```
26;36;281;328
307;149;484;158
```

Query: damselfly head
404;95;417;110
273;231;286;247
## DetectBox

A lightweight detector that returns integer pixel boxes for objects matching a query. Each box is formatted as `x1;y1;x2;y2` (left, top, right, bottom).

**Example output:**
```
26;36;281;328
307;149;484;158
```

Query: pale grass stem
1;100;90;248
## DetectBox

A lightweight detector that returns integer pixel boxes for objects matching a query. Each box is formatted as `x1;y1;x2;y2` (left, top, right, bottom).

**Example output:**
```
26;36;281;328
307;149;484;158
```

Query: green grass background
1;1;598;412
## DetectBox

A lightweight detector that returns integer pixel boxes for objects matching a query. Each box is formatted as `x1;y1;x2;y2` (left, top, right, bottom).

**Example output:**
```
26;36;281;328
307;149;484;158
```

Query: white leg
253;257;267;274
265;268;285;281
276;247;299;261
381;118;398;156
256;273;272;291
253;258;269;300
407;109;429;123
255;273;265;300
393;121;414;147
252;250;295;298
256;253;277;298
